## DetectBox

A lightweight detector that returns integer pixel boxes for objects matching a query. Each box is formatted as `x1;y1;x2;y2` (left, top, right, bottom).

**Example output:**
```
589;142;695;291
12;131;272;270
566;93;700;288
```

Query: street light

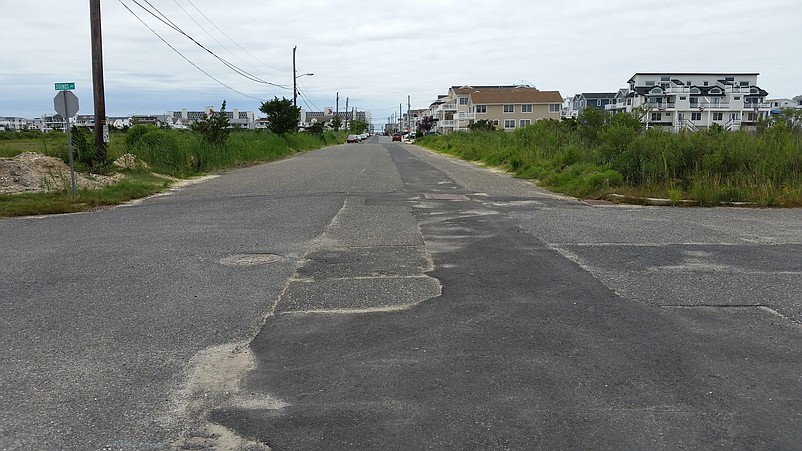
293;73;313;107
292;46;314;107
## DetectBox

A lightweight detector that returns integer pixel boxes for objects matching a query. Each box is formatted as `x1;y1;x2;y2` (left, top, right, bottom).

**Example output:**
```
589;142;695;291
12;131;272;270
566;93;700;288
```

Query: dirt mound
0;152;123;195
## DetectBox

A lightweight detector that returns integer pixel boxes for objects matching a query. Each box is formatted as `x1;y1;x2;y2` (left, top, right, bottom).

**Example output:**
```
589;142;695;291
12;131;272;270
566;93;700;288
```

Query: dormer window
709;88;722;94
650;87;662;94
690;87;701;94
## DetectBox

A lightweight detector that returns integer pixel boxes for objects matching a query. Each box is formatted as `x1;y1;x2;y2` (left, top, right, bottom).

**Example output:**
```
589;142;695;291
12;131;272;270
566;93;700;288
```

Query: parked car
392;133;402;142
346;134;361;143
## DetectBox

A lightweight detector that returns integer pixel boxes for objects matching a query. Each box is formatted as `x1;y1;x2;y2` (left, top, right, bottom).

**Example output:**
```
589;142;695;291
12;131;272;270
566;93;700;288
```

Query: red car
392;133;402;142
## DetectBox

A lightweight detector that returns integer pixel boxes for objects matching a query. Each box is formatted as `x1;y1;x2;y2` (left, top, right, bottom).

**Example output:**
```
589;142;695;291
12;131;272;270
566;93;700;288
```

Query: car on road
346;134;361;143
392;133;402;142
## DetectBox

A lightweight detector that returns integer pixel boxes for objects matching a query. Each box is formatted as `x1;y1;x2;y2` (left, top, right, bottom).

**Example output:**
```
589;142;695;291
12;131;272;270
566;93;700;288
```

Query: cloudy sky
2;0;800;126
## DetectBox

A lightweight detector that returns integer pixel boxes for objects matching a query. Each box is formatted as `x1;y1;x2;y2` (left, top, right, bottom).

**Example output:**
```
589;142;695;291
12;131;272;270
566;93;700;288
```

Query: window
740;81;749;87
459;97;468;105
650;112;662;121
503;104;514;113
475;105;487;114
747;112;756;121
626;99;632;105
521;104;533;113
645;81;655;86
713;112;723;121
680;96;687;100
703;81;709;86
734;96;740;100
492;119;499;126
504;119;515;129
519;119;531;127
549;104;561;113
691;112;701;121
597;99;602;106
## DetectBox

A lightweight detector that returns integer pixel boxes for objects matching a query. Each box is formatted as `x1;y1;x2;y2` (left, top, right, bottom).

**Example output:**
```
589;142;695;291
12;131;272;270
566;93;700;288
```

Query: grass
0;127;347;218
0;171;172;217
417;111;802;207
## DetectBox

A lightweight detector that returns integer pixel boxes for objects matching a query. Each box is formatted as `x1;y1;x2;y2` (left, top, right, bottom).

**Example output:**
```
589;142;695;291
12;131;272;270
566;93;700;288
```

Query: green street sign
54;82;75;91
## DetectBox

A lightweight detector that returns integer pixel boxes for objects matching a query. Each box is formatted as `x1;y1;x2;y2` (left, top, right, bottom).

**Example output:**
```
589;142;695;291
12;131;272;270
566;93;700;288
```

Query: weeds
417;110;802;207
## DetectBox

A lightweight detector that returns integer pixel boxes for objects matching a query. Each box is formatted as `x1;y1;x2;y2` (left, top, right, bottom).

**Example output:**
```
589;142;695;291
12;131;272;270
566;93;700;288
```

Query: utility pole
399;104;403;132
292;45;297;107
408;95;411;134
344;97;349;131
335;92;339;129
90;0;107;166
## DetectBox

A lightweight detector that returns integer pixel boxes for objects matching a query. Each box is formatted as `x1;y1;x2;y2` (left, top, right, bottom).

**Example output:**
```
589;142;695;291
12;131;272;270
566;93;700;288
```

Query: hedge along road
0;135;800;449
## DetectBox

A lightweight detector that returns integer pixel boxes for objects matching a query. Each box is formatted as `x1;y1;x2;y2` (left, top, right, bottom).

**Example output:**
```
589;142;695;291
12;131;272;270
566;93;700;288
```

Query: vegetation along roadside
1;100;347;218
416;108;802;207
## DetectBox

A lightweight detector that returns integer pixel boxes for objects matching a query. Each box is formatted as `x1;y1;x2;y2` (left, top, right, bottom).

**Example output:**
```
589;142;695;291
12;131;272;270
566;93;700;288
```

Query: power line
118;0;266;101
183;0;285;75
128;0;289;89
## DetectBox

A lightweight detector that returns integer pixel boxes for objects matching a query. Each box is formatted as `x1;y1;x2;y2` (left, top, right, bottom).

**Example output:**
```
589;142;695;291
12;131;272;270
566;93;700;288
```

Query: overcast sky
2;0;800;125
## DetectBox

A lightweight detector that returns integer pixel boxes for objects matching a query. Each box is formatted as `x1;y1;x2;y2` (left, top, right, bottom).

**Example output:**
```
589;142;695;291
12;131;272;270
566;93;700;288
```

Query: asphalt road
1;136;800;450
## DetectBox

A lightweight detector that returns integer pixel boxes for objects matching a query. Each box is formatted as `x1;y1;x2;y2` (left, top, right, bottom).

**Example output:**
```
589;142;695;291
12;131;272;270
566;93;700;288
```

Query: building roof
580;92;617;99
468;87;562;104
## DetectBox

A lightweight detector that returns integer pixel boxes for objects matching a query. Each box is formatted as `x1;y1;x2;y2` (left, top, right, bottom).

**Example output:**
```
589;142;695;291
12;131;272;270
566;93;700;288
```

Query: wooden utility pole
335;92;339;129
292;46;297;107
344;97;349;131
90;0;107;166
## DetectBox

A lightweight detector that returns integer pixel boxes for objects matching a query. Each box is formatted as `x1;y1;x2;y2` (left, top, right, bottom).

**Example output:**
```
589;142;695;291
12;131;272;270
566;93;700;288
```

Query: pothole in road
219;253;284;266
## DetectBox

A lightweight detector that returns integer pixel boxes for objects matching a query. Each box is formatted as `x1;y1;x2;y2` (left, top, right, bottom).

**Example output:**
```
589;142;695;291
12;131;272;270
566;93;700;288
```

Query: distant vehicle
346;134;361;143
392;133;402;142
360;133;369;140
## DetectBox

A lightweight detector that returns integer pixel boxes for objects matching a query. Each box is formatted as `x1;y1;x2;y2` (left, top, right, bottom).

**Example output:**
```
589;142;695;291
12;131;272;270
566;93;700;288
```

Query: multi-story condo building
429;85;562;134
607;73;771;131
169;107;254;129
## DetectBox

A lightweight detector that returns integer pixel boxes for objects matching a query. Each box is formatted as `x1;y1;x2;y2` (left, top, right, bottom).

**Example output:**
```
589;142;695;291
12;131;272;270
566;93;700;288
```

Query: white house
607;73;771;131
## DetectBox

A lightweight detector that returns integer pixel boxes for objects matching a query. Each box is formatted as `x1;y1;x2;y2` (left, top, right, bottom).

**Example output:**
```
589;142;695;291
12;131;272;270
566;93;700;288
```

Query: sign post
53;84;79;197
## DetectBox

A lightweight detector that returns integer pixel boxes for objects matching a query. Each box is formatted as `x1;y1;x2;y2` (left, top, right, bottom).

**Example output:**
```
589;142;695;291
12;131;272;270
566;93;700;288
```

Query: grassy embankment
0;126;346;217
417;110;802;207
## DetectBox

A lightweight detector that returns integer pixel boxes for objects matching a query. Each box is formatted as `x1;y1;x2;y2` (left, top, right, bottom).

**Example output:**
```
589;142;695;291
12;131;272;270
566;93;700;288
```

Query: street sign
53;90;79;197
54;91;79;117
54;82;76;91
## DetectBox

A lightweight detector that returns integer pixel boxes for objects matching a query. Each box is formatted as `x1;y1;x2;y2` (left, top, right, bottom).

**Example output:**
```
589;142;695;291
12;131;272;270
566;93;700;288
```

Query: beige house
430;85;562;134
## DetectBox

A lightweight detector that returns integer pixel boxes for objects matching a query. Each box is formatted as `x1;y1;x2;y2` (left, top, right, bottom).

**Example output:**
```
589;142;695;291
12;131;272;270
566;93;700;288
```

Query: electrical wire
118;0;267;101
128;0;289;89
183;0;285;75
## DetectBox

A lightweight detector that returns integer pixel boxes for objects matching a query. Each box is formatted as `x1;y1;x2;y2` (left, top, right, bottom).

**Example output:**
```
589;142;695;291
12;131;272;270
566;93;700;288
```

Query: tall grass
418;111;802;206
123;126;345;177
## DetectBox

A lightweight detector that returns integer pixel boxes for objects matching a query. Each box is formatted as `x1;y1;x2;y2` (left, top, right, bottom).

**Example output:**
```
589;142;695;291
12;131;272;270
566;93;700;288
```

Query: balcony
743;102;772;110
435;103;457;112
648;102;676;110
455;112;475;120
605;102;627;111
438;120;455;128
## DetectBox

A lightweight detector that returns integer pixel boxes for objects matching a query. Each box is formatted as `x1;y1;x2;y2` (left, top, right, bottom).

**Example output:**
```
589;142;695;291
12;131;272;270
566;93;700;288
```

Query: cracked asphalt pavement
1;136;800;449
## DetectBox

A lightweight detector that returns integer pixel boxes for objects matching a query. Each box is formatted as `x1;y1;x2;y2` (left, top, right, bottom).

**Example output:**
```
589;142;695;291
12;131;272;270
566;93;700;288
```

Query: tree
330;115;342;130
468;119;496;132
259;97;300;135
306;122;324;136
417;116;436;135
348;119;368;134
190;100;230;145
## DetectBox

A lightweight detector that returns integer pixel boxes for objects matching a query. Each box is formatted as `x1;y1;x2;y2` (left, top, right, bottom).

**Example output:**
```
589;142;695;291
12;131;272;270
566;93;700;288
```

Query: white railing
743;102;772;110
455;112;475;120
435;103;457;112
725;119;742;131
439;120;455;127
